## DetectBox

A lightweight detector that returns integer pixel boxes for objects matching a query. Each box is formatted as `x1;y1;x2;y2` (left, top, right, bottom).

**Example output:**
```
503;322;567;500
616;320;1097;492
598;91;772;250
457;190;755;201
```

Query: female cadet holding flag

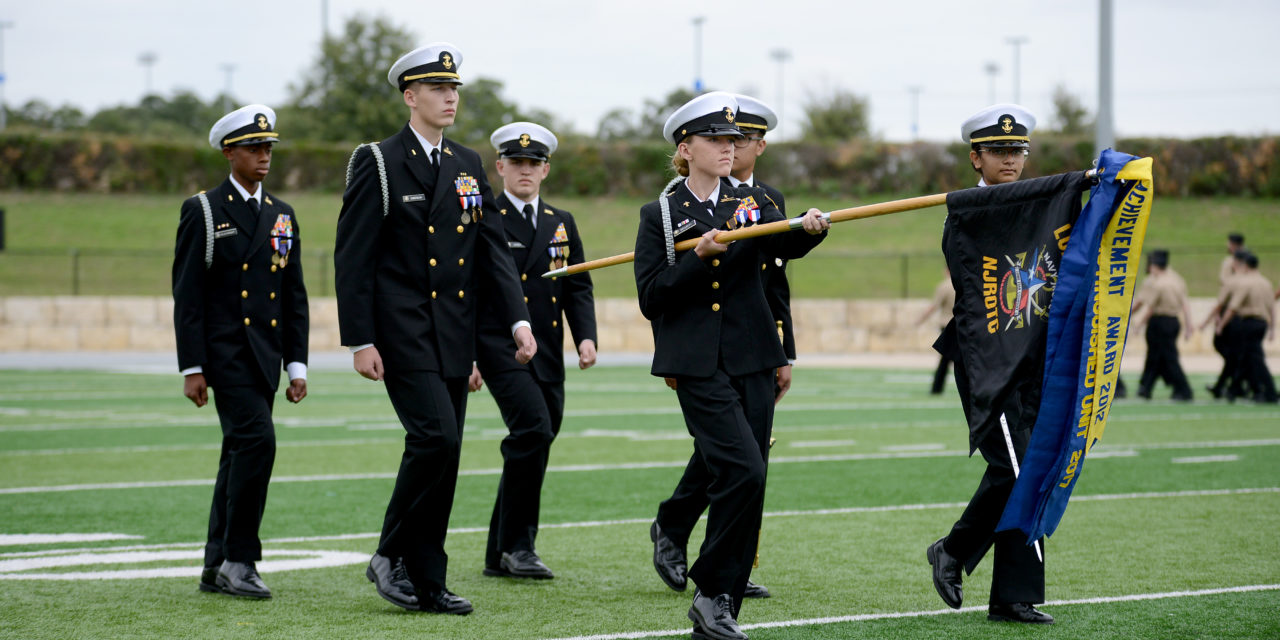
633;92;828;640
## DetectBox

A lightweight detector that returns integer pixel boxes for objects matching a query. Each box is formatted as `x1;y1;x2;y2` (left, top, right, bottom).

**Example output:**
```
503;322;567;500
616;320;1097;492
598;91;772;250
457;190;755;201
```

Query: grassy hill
1;190;1277;298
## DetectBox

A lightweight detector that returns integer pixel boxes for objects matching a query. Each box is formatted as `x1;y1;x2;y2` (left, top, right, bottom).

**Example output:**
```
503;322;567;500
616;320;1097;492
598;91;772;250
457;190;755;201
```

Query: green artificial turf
1;191;1276;297
0;365;1277;639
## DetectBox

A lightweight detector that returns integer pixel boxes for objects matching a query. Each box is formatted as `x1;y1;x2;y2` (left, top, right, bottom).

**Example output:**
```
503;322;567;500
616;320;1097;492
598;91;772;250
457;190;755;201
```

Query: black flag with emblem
935;172;1090;451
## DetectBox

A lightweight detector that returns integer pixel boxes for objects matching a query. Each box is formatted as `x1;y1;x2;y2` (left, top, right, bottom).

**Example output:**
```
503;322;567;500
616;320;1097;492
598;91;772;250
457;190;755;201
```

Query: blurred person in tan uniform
1216;252;1277;403
1131;250;1193;400
1220;232;1245;284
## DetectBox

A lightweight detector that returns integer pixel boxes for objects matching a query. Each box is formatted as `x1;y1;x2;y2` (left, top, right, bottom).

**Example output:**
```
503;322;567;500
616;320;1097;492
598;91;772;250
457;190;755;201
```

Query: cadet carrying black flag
939;171;1087;447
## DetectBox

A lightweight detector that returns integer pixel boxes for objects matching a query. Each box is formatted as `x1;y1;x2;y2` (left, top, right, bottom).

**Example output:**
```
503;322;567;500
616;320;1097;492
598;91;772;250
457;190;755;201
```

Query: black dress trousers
942;357;1045;606
483;369;564;568
1139;316;1192;398
673;367;775;608
377;370;469;591
205;384;277;565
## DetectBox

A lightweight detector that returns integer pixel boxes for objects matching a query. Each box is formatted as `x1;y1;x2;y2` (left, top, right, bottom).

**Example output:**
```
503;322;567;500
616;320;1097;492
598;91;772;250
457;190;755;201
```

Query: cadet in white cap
650;93;787;603
472;122;597;581
173;104;309;599
636;92;828;640
927;102;1054;626
335;42;534;615
960;103;1037;186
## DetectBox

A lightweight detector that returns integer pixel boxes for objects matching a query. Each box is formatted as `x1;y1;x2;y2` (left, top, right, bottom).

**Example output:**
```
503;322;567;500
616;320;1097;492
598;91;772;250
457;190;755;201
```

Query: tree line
4;15;1099;146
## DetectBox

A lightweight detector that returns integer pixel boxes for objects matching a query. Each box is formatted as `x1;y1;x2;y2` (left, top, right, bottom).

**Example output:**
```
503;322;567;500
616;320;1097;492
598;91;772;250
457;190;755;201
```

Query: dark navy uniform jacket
475;193;596;383
172;178;309;391
335;124;530;378
635;180;824;379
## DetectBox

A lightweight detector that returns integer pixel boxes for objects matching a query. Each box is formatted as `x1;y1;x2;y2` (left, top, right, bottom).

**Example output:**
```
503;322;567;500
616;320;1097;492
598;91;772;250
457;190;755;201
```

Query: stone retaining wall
1;296;1273;357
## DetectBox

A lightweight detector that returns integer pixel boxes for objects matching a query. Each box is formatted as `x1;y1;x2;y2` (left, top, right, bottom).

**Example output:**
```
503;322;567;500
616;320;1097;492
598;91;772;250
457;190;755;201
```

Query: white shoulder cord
195;192;214;269
658;177;684;266
345;142;390;217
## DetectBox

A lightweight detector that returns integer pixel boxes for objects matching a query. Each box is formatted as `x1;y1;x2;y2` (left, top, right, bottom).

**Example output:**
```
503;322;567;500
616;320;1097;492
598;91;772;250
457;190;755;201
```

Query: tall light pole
138;51;158;97
219;64;236;113
1095;0;1115;158
321;0;329;37
983;61;999;105
0;21;13;131
769;48;791;140
691;16;706;92
1005;36;1028;103
907;86;922;141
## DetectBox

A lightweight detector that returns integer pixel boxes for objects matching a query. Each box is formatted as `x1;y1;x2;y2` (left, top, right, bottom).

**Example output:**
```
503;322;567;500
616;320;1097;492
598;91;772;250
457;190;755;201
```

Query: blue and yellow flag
998;149;1154;543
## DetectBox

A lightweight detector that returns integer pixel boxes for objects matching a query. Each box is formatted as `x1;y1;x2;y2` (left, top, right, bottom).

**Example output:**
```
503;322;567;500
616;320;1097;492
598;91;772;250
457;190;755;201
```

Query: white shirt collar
504;191;540;217
977;177;989;187
728;174;754;188
408;123;443;157
228;175;261;203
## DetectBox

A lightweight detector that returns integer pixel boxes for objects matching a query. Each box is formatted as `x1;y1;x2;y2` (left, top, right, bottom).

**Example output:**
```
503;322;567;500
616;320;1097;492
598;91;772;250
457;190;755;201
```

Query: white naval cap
731;94;778;133
388;42;464;91
961;103;1036;148
208;104;278;150
662;91;744;144
491;122;558;160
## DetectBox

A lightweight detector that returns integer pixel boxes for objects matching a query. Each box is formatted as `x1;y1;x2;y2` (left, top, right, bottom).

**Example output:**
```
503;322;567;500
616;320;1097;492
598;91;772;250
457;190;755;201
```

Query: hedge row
2;131;1276;198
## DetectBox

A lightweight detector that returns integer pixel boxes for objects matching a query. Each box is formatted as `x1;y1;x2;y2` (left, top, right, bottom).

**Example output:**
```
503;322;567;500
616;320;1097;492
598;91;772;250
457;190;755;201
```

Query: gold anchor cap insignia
441;52;453;69
724;108;735;123
257;115;268;130
1001;116;1013;134
519;133;531;148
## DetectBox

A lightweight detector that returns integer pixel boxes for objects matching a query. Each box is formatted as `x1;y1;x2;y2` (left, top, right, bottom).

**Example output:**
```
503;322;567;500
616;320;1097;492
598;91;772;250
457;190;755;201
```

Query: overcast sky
3;0;1277;142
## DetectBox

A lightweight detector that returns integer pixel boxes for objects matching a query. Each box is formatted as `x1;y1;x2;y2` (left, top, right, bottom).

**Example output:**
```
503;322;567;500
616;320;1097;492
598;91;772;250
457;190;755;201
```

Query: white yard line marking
4;436;1279;493
5;487;1276;558
0;549;368;580
540;584;1280;640
788;440;858;448
880;443;946;452
1172;454;1241;464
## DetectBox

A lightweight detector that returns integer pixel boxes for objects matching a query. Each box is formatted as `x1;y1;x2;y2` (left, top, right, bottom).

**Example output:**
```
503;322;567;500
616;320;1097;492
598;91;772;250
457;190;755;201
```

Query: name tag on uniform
674;218;696;235
214;228;238;239
402;193;426;203
507;241;527;249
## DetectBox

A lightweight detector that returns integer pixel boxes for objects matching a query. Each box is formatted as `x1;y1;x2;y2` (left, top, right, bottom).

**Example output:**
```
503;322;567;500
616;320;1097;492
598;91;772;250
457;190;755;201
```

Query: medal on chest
547;222;569;270
270;213;293;268
455;174;483;224
732;196;760;228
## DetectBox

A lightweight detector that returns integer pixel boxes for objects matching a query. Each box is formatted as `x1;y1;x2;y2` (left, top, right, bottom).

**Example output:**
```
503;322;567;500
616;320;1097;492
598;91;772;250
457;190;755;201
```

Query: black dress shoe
988;602;1054;624
199;566;221;593
690;624;712;640
743;579;771;599
926;537;962;609
497;550;554;579
651;520;688;592
688;591;747;640
216;560;271;599
366;554;418;610
1206;384;1222;399
418;588;473;615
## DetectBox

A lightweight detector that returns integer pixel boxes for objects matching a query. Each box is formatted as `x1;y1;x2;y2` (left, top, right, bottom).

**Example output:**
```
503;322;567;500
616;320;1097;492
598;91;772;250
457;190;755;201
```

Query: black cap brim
975;140;1029;149
499;151;548;161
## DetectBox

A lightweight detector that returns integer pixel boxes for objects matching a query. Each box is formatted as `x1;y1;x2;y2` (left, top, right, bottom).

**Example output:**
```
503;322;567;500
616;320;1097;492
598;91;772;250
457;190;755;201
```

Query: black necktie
522;203;535;230
247;198;260;216
704;199;716;219
430;148;440;169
